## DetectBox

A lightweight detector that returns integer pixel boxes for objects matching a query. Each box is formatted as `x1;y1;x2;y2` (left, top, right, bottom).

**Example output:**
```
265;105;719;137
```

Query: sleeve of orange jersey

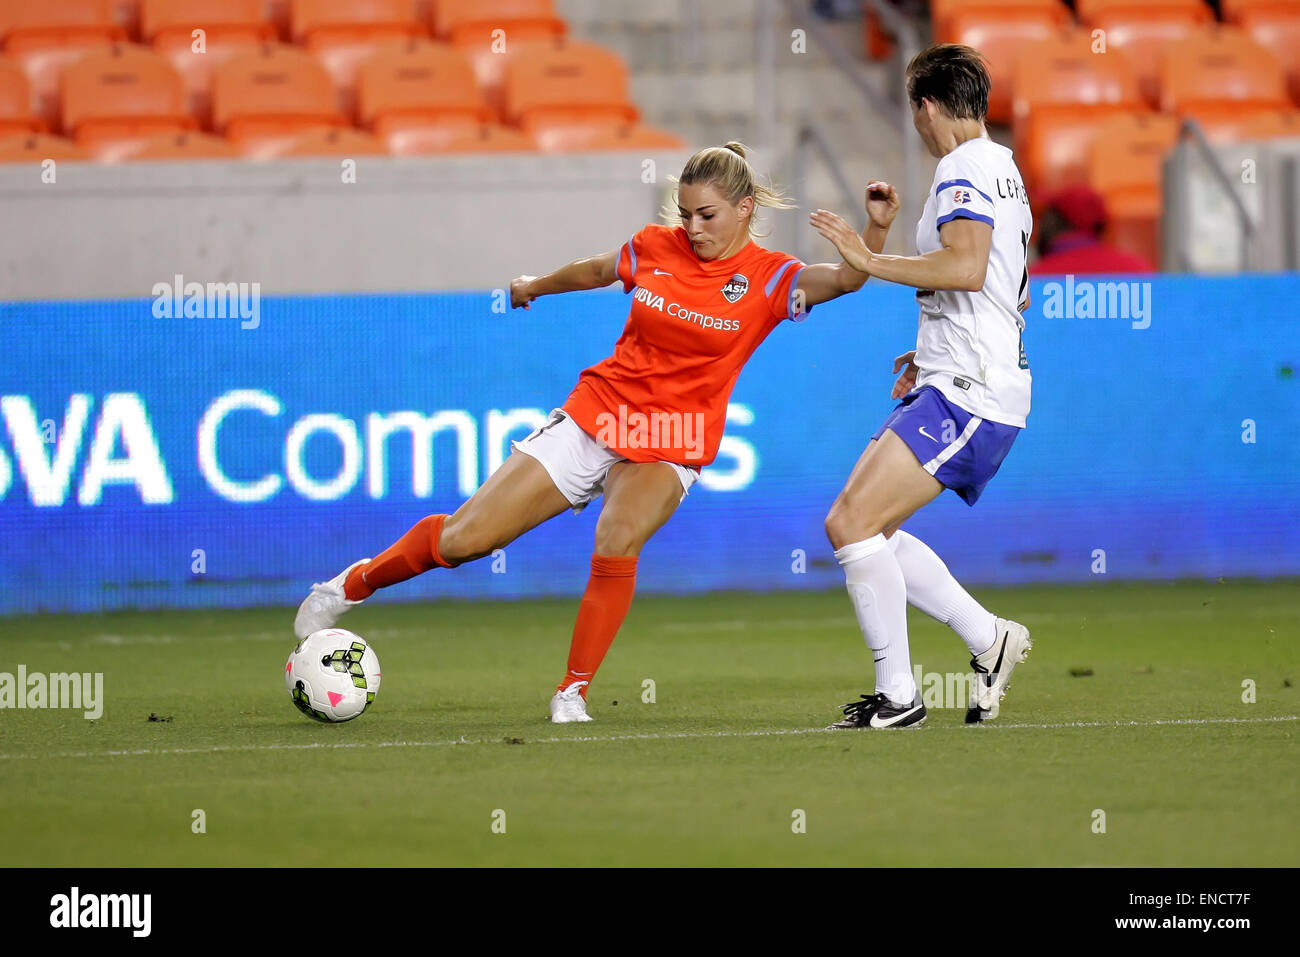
762;255;811;323
615;226;650;293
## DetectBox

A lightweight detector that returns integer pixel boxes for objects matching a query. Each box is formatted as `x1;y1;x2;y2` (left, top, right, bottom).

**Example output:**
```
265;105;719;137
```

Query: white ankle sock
888;530;996;657
835;534;916;704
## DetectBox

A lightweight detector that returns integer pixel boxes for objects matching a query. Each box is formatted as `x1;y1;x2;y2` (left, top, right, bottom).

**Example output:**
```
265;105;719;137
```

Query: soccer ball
285;628;382;722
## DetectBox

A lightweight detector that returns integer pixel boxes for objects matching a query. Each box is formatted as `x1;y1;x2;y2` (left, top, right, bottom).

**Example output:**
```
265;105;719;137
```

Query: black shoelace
840;692;886;716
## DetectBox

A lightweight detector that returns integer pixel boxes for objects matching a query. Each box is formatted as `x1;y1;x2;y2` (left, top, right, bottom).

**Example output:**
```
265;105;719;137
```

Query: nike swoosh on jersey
653;269;673;276
918;426;938;442
870;703;923;728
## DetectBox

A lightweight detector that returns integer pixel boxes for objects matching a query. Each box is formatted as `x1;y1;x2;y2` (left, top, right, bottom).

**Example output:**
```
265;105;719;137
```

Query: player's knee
594;517;643;557
824;497;883;550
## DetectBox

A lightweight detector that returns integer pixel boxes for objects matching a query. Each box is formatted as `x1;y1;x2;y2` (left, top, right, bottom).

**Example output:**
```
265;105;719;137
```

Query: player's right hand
891;350;918;399
510;275;537;309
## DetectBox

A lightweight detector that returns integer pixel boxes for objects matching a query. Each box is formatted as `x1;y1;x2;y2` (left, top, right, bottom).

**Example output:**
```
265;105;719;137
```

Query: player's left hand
865;181;899;230
810;210;873;274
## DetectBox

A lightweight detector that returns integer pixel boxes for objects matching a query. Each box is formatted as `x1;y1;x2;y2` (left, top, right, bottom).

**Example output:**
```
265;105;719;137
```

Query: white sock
888;530;997;657
836;534;916;704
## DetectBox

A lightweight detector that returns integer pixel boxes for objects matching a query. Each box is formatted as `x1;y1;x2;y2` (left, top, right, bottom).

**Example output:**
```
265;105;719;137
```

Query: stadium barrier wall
0;274;1297;614
0;154;684;299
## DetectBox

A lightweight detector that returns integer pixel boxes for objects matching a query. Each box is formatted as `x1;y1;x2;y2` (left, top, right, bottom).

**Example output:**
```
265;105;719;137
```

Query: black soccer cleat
828;692;927;730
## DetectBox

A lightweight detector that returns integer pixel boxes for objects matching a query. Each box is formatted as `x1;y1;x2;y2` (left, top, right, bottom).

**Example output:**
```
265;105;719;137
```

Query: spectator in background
1031;184;1154;275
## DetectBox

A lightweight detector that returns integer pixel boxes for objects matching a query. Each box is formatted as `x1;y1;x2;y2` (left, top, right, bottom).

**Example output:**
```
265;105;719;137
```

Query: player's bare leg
294;451;569;639
550;460;684;722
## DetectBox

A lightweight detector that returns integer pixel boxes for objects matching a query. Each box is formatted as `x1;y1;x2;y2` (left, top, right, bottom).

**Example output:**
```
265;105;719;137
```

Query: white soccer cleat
966;617;1032;723
549;681;593;723
293;558;371;640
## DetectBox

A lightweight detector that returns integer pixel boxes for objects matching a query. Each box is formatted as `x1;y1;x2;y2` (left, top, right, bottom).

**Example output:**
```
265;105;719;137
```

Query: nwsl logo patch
721;274;749;303
952;189;973;205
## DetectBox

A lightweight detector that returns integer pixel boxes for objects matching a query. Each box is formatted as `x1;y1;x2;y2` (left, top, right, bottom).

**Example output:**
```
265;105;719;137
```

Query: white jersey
913;137;1033;428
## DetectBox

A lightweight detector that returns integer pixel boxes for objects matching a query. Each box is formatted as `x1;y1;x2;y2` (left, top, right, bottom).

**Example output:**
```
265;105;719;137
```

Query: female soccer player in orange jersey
293;142;901;722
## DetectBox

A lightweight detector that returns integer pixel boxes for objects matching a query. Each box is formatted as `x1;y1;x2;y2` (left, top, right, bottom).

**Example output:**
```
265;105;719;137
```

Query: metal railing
1165;118;1255;272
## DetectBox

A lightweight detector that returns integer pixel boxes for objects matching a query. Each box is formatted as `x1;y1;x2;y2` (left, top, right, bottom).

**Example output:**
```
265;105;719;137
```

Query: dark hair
905;44;990;121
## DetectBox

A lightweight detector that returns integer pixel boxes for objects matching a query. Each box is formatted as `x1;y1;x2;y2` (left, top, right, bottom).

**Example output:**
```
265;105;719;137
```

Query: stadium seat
356;40;523;153
260;124;384;157
929;0;1069;42
1158;27;1289;124
1012;30;1145;195
141;0;275;125
109;0;140;39
434;0;567;115
211;44;345;156
1073;0;1208;18
0;54;40;134
61;45;195;161
535;123;685;153
503;41;680;152
1180;106;1300;143
0;0;125;127
1082;2;1214;106
1219;0;1300;22
1237;6;1300;105
291;0;425;116
0;131;90;162
940;6;1070;123
1232;108;1300;139
1087;112;1179;266
123;129;240;160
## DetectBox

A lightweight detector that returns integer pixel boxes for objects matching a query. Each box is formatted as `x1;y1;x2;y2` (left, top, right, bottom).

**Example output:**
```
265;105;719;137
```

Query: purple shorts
871;385;1020;506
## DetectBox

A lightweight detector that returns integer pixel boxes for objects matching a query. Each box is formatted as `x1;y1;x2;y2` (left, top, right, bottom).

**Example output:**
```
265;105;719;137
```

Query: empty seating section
0;0;682;161
939;0;1300;264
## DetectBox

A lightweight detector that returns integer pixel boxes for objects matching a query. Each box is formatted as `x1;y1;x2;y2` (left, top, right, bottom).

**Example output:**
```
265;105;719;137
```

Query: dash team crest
721;274;749;303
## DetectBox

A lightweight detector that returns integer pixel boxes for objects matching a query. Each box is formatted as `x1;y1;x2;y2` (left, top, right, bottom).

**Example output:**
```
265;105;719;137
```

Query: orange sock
344;514;457;601
558;554;638;697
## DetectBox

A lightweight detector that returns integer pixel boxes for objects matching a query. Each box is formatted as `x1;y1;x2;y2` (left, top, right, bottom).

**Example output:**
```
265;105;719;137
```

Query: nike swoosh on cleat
870;705;922;728
991;632;1008;674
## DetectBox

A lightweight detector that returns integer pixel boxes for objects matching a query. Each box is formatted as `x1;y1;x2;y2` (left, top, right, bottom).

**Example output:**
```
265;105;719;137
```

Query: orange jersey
563;224;808;466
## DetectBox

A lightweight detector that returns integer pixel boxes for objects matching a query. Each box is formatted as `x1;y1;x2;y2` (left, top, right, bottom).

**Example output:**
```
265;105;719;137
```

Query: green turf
0;580;1296;866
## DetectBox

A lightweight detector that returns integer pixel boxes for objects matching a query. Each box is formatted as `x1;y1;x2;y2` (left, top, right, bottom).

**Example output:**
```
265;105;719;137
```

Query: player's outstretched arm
797;181;899;308
811;209;992;293
511;249;620;309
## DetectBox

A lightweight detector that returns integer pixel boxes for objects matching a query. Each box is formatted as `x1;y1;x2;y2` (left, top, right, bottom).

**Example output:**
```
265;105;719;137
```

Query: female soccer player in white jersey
810;44;1034;729
292;143;900;723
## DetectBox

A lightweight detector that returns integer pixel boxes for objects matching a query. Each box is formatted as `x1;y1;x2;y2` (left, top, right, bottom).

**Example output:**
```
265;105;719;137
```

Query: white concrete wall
0;151;688;299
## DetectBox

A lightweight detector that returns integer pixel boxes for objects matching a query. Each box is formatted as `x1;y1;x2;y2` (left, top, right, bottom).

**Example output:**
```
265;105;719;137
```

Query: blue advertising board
1;274;1297;614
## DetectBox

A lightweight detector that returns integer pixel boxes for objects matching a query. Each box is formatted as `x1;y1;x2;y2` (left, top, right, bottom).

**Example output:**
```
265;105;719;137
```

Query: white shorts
512;408;700;513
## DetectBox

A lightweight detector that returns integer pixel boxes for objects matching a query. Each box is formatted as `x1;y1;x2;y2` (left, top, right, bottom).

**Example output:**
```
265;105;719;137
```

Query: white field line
0;715;1294;762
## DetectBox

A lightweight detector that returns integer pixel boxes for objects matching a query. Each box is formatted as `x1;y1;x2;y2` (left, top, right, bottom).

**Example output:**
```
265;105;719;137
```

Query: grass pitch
0;580;1295;867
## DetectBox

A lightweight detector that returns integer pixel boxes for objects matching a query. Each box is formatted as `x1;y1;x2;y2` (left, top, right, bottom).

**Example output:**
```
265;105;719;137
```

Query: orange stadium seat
940;6;1070;123
1081;2;1213;106
211;44;345;156
1073;0;1208;18
1234;108;1300;138
1237;6;1300;105
61;45;196;161
124;129;240;159
291;0;425;115
503;41;679;152
0;54;40;134
0;0;126;127
140;0;276;126
929;0;1069;41
1087;112;1179;266
356;40;532;153
1012;30;1145;195
0;131;90;161
1159;27;1289;127
1219;0;1300;22
261;123;384;156
435;0;567;115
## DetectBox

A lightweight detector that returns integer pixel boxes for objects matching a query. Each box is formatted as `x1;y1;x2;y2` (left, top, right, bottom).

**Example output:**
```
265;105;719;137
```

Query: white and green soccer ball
285;629;382;722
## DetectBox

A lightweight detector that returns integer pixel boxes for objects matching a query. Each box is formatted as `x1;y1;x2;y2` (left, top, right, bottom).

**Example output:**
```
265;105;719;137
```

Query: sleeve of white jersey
932;155;996;236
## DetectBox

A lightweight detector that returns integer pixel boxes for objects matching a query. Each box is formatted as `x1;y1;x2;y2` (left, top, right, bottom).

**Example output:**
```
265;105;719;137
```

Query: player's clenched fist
866;181;900;230
511;275;537;309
